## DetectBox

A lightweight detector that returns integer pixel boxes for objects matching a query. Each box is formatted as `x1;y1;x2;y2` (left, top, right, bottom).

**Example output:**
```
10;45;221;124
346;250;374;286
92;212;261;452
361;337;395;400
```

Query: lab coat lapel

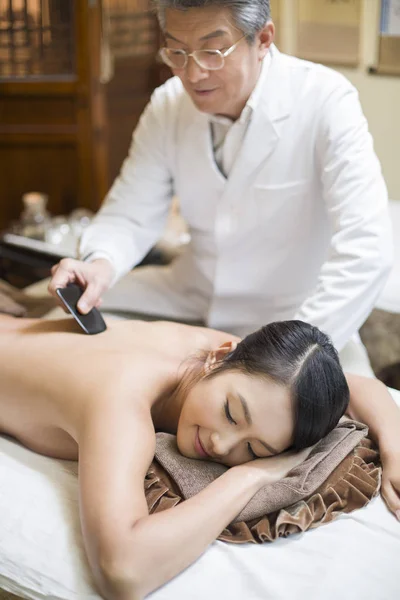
226;49;294;188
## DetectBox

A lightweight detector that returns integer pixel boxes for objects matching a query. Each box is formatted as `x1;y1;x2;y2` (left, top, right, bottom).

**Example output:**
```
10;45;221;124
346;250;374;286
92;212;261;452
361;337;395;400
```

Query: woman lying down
0;315;399;600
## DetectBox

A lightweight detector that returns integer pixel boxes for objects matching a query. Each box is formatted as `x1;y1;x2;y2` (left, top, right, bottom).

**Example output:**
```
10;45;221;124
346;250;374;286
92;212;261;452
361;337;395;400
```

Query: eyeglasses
159;35;246;71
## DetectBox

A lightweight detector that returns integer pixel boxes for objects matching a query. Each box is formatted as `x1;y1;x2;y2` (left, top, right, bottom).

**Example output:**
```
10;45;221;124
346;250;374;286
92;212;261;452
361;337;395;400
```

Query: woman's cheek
222;448;248;468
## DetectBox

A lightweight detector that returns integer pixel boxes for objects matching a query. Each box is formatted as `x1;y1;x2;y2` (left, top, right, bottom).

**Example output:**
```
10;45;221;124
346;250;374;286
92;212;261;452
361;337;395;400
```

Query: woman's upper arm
345;373;365;415
344;372;385;418
78;398;156;577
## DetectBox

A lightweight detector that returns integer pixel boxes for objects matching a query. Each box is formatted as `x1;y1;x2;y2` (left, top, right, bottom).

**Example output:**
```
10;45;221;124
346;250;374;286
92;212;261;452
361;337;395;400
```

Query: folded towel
144;420;381;543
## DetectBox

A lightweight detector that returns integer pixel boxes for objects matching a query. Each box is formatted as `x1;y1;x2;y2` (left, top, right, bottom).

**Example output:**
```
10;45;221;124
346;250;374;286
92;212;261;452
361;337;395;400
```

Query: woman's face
176;369;294;467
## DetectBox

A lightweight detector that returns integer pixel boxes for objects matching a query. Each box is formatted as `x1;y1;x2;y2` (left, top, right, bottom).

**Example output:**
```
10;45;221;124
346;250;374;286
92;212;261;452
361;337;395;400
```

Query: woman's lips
195;427;209;458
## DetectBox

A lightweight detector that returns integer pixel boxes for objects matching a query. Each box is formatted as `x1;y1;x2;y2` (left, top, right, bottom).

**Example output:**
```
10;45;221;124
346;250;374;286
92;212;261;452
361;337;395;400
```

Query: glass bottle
20;192;51;240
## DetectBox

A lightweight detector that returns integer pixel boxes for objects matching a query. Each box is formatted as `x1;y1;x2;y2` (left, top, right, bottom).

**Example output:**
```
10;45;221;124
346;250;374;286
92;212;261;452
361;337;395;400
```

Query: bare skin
1;314;400;600
0;315;236;458
0;315;303;599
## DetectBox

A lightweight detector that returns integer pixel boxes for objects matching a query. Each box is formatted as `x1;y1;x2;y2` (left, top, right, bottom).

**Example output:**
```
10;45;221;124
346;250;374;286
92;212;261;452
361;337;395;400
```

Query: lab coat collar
208;48;272;128
187;44;294;184
258;43;293;122
225;45;294;184
244;47;272;119
205;44;292;126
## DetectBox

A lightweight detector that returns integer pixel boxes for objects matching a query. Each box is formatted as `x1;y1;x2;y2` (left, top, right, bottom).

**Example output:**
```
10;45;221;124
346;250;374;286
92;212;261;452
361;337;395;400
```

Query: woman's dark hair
206;320;349;450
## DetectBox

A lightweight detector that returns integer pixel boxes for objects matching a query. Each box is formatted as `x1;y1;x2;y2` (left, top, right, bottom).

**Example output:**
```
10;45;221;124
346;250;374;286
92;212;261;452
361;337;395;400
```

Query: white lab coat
80;46;392;349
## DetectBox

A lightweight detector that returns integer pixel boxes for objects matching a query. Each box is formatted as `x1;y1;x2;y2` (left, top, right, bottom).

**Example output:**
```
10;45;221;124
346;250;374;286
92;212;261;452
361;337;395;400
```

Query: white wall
278;0;400;201
339;67;400;201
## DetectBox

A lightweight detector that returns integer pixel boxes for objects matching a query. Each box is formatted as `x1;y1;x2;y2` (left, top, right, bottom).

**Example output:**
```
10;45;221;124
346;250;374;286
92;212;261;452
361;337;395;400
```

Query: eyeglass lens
162;49;224;70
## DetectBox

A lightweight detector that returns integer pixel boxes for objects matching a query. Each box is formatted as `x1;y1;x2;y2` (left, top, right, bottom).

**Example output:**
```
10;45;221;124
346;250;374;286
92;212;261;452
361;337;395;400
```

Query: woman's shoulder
79;373;156;440
107;319;206;354
139;320;241;349
175;323;241;351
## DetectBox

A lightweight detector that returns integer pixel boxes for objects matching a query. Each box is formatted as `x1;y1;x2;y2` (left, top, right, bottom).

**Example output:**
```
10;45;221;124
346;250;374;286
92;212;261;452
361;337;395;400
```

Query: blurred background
1;0;400;379
1;0;399;228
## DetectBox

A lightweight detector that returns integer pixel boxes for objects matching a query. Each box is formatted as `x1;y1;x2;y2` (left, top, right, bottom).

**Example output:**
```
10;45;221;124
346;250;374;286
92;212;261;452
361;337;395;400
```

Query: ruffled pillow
144;425;381;544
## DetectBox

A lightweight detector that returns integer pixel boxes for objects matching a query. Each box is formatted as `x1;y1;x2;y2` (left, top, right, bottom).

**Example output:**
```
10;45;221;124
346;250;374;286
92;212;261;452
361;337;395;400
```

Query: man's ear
204;341;238;374
257;21;274;59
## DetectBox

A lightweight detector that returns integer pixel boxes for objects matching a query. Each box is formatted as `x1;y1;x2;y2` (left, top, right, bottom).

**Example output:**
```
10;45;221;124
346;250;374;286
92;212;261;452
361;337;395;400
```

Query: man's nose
210;431;236;457
185;56;209;84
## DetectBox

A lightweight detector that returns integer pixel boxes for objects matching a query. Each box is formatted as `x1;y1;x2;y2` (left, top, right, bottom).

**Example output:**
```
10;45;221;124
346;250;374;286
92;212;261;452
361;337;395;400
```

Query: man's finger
48;270;72;296
77;281;103;314
48;259;78;295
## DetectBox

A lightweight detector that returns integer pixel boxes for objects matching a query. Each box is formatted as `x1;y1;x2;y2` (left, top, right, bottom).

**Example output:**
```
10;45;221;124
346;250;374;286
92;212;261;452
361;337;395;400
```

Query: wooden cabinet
103;0;162;183
0;0;162;230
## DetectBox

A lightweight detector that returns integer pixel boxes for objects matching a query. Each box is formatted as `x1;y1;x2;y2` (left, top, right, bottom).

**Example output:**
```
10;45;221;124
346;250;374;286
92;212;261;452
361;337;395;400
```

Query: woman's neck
152;353;206;433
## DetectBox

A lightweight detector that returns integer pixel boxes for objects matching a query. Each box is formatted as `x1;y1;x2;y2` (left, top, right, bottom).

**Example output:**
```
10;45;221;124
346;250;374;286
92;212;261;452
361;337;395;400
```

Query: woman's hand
239;445;315;486
380;447;400;520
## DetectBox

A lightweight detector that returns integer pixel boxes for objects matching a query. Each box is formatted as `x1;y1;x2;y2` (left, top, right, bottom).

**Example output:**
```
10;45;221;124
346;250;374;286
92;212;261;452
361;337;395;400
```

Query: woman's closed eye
247;442;260;460
224;401;260;460
224;400;237;425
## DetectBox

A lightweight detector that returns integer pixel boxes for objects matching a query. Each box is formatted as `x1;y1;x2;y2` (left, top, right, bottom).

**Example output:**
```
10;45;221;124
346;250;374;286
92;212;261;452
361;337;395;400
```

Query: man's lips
195;427;210;458
193;88;217;95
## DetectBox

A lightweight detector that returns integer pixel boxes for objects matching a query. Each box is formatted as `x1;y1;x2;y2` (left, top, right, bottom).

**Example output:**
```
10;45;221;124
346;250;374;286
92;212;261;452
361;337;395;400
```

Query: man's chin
188;93;221;113
192;100;217;114
190;97;236;119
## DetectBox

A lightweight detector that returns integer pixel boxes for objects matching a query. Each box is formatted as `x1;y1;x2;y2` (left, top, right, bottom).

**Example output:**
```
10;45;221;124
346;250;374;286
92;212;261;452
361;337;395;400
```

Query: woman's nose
210;431;235;457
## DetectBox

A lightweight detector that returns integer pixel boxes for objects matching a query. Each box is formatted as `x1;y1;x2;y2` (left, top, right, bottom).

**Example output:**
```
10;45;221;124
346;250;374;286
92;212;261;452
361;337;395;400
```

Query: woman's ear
204;341;238;374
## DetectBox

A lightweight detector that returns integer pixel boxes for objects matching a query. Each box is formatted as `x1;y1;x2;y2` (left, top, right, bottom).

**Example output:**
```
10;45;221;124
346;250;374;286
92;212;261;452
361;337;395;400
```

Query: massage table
0;280;399;599
0;387;399;600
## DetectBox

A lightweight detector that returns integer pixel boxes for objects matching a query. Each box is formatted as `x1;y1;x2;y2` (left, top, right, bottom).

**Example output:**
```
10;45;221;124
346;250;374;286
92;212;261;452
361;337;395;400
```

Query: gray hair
152;0;271;43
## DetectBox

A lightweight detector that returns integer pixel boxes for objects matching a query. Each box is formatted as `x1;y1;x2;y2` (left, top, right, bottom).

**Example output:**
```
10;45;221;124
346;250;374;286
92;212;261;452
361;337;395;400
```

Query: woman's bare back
0;315;230;459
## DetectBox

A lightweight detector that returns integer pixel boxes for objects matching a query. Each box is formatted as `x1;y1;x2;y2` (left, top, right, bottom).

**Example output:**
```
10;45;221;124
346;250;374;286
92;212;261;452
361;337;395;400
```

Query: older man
49;0;392;349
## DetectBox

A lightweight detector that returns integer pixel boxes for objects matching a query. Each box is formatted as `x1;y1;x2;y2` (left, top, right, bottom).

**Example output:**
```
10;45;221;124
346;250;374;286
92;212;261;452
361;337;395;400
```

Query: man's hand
48;258;115;314
381;448;400;521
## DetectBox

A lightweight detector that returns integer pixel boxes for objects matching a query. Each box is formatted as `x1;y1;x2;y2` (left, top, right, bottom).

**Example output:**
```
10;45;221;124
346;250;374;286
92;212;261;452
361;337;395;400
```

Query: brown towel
144;420;381;544
0;280;55;318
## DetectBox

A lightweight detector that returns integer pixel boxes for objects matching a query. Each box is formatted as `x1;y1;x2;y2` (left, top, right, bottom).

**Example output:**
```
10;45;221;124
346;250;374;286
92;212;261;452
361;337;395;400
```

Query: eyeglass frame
158;34;247;71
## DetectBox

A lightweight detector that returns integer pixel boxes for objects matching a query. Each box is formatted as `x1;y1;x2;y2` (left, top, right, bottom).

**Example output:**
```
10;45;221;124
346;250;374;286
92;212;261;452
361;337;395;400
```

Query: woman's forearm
346;374;400;455
104;465;265;599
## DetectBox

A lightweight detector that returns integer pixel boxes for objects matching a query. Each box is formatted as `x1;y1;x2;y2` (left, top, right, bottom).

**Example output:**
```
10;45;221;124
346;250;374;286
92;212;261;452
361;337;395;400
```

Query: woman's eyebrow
238;394;279;455
238;393;252;425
